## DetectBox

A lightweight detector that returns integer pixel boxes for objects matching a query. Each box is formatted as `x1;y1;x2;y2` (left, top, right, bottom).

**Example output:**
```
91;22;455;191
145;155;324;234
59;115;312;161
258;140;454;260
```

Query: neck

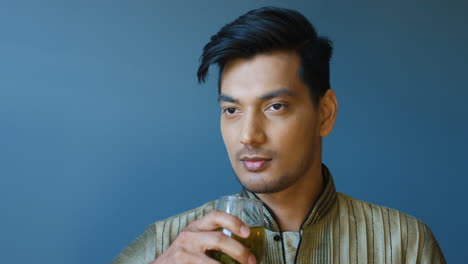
256;161;324;232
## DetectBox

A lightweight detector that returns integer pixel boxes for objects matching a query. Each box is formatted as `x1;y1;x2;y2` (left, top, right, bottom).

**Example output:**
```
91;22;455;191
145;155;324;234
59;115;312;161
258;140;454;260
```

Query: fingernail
241;226;250;237
248;254;257;264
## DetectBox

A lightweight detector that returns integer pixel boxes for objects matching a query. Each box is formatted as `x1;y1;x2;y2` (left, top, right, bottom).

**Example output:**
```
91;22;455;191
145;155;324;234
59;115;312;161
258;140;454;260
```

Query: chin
237;174;294;194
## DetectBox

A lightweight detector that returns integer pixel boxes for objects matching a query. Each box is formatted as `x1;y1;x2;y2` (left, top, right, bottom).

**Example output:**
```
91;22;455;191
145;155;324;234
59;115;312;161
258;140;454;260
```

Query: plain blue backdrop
0;0;466;263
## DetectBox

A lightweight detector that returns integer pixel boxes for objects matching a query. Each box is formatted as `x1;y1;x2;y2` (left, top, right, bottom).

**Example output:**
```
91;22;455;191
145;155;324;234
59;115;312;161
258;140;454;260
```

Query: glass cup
208;196;265;264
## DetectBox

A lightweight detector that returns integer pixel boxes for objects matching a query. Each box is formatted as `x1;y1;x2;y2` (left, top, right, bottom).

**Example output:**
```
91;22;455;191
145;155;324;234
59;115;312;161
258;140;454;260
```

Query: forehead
220;51;308;99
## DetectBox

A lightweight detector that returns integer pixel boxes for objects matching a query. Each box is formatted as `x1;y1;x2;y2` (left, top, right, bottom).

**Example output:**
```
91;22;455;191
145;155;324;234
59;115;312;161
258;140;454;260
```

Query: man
113;7;445;264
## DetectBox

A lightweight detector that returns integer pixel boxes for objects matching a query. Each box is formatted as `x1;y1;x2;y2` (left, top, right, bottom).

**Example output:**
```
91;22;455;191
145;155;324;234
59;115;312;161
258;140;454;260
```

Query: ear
319;89;338;137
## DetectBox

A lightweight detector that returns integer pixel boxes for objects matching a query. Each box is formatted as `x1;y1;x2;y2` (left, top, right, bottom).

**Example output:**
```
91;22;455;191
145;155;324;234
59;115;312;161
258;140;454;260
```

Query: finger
151;247;220;264
186;210;251;238
176;250;220;264
180;231;255;264
193;253;222;264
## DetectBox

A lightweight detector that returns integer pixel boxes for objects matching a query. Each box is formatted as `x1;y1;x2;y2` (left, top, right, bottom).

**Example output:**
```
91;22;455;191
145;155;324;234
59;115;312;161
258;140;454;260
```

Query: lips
241;158;271;172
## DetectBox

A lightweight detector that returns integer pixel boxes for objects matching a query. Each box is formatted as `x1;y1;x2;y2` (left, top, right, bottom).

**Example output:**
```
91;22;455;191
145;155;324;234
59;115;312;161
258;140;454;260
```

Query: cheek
220;121;229;144
272;119;305;143
272;120;314;155
221;124;237;154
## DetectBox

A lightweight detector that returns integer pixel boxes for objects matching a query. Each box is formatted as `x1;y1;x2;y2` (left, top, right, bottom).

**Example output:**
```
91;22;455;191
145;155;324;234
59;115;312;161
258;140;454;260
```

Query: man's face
219;50;323;194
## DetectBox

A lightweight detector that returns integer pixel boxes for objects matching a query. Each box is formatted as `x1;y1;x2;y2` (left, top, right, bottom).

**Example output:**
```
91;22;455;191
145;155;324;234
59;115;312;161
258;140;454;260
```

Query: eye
222;107;238;115
267;103;287;111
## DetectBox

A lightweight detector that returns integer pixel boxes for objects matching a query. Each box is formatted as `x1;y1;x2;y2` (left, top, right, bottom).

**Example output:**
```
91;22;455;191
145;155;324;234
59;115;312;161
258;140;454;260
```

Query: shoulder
152;199;218;233
112;199;218;264
336;191;422;225
336;192;446;262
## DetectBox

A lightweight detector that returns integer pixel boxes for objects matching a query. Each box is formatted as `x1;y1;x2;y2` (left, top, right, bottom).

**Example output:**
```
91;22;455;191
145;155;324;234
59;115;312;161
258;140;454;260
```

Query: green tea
208;226;265;264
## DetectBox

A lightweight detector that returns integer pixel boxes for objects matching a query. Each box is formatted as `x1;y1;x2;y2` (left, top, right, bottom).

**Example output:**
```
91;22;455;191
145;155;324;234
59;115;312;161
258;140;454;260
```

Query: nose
240;112;266;147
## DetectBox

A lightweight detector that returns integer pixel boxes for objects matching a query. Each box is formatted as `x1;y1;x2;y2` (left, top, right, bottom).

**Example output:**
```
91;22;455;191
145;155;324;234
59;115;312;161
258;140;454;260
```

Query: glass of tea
208;196;265;264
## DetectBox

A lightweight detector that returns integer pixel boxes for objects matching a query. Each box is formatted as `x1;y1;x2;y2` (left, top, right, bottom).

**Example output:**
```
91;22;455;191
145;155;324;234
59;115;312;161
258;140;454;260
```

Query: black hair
197;6;333;108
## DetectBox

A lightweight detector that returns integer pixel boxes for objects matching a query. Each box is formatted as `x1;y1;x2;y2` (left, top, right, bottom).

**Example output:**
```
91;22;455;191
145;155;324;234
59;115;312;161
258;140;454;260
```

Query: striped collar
239;163;338;231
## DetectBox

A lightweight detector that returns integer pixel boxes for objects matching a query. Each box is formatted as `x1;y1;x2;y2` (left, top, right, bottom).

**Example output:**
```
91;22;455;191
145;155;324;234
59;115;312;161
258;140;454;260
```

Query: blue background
0;0;466;263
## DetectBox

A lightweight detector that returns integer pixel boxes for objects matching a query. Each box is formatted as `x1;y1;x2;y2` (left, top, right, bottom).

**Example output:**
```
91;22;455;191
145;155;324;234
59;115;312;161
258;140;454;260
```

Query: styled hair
197;6;333;108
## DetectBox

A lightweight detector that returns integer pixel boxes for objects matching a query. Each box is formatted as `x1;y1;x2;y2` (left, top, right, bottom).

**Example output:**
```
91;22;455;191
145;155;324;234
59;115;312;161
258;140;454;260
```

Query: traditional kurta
112;164;446;263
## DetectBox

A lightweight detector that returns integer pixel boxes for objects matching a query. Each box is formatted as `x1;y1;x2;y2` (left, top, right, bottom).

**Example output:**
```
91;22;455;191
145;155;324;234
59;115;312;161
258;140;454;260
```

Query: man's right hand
149;210;257;264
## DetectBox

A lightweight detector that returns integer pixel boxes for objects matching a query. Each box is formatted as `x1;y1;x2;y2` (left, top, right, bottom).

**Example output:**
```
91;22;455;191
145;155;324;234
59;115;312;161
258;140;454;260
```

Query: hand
149;210;257;264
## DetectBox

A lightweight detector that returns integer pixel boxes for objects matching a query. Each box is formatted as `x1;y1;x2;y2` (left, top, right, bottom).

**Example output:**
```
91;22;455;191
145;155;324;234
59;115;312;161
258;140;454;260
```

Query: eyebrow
217;88;296;103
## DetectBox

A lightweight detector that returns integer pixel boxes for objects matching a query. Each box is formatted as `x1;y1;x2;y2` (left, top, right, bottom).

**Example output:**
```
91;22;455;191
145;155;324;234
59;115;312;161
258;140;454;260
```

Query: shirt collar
239;163;337;231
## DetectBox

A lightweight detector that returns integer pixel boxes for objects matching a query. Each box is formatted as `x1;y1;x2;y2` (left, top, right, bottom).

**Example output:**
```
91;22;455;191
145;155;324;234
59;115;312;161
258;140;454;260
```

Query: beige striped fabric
112;164;446;264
